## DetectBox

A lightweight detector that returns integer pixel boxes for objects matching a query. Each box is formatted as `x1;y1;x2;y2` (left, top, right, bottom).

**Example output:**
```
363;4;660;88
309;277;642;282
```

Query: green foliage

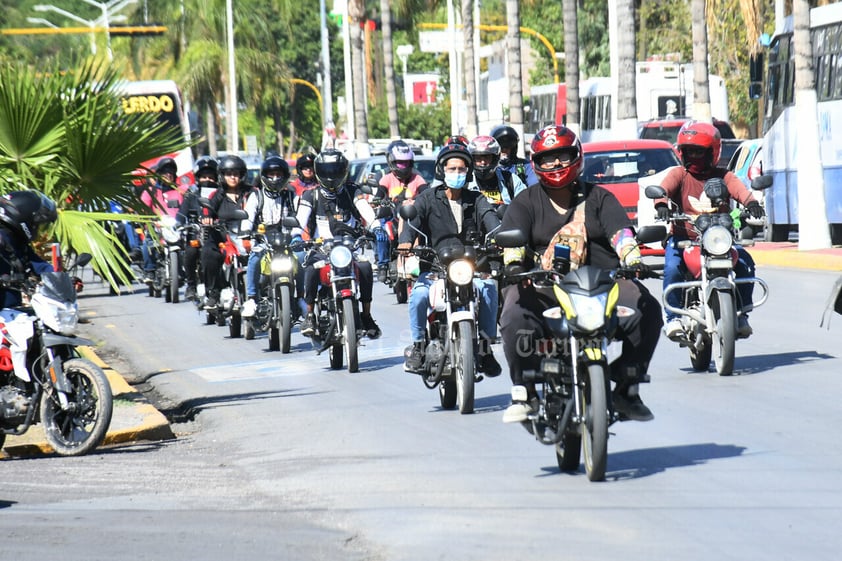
367;101;451;144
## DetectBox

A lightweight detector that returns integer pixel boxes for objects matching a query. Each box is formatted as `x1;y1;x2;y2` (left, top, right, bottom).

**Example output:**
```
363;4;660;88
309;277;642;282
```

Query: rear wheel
40;359;113;456
342;298;359;373
556;432;582;472
712;291;736;376
279;284;292;353
582;363;609;482
244;319;255;340
168;251;180;303
329;343;343;369
454;320;475;414
689;336;712;371
439;378;457;410
229;312;242;338
395;279;408;304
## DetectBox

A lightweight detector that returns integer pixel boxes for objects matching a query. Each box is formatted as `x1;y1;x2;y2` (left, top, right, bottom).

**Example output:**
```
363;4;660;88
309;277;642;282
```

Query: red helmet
467;135;501;181
676;121;721;174
530;125;582;189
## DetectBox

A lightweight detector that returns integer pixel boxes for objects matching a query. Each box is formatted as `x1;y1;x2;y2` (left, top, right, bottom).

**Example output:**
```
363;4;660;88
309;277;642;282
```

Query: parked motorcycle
244;217;301;352
398;204;502;414
0;253;114;456
495;227;664;481
304;223;373;373
645;175;772;376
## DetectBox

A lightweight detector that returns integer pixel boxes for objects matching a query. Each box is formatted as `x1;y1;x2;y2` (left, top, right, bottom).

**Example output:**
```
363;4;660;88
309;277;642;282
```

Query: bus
760;2;842;243
525;61;729;143
117;79;195;188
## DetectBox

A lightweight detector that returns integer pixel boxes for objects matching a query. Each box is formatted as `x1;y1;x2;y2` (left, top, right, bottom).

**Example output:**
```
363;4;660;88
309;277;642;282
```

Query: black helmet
434;143;473;182
193;155;218;178
490;124;520;149
386;140;415;180
0;190;58;241
314;149;349;192
154;157;178;177
260;156;291;198
296;153;316;176
218;154;247;183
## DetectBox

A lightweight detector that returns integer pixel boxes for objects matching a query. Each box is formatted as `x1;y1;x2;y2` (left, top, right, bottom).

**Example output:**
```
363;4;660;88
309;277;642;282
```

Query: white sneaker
242;298;257;318
664;318;683;340
502;385;535;424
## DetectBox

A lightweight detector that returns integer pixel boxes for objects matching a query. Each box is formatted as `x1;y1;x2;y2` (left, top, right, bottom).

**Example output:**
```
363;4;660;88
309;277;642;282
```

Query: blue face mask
444;172;467;189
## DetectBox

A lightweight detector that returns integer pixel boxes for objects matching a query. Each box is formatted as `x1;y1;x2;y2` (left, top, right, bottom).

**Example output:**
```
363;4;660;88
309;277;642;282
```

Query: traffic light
109;24;167;37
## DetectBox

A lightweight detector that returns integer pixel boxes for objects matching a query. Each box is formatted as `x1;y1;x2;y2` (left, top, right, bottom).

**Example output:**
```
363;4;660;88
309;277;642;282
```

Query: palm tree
792;0;830;249
562;0;580;133
380;0;401;137
348;0;370;156
690;0;712;120
0;58;190;289
506;0;525;149
462;0;478;138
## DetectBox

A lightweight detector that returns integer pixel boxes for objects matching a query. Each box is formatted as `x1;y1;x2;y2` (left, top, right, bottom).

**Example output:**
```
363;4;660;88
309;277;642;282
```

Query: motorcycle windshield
38;272;77;304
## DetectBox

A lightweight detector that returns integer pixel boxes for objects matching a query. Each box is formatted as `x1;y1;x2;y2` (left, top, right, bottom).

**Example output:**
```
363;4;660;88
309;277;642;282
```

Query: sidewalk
1;346;173;459
749;241;842;271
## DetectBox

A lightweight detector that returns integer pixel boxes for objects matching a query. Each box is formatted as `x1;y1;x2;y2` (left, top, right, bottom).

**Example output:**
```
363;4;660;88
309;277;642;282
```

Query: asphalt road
3;262;842;560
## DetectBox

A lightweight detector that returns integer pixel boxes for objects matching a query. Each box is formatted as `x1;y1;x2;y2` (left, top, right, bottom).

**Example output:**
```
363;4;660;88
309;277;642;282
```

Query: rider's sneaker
477;351;502;377
143;272;155;285
403;342;426;373
300;313;316;337
613;384;654;422
502;386;537;423
664;318;683;340
361;313;381;339
737;315;753;338
242;298;257;318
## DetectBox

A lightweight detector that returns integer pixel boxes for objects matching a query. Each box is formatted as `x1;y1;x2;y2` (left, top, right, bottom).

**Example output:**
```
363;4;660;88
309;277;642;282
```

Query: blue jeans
140;236;157;274
374;219;391;268
408;271;498;342
663;236;756;321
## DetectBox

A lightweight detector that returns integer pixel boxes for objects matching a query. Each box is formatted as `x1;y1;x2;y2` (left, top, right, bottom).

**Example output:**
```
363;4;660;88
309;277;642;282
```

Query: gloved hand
746;201;765;219
626;262;652;280
655;204;670;221
504;263;525;278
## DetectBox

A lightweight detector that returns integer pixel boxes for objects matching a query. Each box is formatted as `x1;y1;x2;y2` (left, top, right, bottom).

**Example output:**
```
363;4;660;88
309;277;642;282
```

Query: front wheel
278;284;293;353
342;298;359;373
40;358;113;456
168;251;180;303
454;320;475;414
582;363;609;482
712;291;736;376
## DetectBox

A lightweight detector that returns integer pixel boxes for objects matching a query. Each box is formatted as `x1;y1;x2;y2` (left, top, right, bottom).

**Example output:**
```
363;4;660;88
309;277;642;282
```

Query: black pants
201;228;227;296
183;244;200;288
499;278;662;386
303;259;374;305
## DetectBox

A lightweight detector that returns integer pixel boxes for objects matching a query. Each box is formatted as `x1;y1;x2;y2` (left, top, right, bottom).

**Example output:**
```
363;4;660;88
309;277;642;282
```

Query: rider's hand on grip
655;204;670;221
397;242;412;254
746;201;765;220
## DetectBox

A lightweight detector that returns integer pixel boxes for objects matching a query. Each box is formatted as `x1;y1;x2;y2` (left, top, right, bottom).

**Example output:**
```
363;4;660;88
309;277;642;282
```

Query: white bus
526;61;729;142
760;2;842;242
117;79;194;187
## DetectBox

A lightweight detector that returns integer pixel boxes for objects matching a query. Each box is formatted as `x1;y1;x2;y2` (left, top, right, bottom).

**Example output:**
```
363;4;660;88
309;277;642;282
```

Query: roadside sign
419;30;463;53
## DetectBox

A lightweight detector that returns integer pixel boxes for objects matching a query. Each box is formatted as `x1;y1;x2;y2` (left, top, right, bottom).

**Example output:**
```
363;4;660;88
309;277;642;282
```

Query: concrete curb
750;242;842;272
1;346;173;459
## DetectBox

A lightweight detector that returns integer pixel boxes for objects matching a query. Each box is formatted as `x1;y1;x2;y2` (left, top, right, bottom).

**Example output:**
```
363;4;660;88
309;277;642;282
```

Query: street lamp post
34;4;97;54
396;44;414;107
26;17;58;29
34;0;137;60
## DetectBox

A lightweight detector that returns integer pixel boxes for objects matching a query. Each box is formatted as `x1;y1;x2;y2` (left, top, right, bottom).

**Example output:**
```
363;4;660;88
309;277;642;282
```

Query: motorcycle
495;227;665;481
398;204;503;415
0;253;114;456
645;175;772;376
304;223;374;373
152;213;185;304
244;217;301;352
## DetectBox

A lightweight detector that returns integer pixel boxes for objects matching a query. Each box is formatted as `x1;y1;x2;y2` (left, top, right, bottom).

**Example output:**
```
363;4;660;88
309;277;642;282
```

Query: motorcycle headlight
329;245;353;269
31;294;79;335
701;225;733;256
271;254;296;274
447;259;474;286
568;292;608;332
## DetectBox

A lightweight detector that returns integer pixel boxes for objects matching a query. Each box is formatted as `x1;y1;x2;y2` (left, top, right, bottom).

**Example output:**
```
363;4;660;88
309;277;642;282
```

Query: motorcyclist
139;157;184;284
372;140;429;282
0;191;57;308
490;124;539;187
291;153;319;198
467;135;526;205
397;142;503;377
656;121;764;340
499;125;662;423
296;149;382;339
201;154;253;309
177;155;218;301
241;155;305;320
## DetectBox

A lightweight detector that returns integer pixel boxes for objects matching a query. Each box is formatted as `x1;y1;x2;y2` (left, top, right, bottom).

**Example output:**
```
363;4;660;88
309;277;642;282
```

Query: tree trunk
691;0;712;120
380;0;400;138
562;0;579;134
793;0;830;249
348;0;369;157
505;0;525;155
615;0;637;138
206;104;218;157
462;0;478;138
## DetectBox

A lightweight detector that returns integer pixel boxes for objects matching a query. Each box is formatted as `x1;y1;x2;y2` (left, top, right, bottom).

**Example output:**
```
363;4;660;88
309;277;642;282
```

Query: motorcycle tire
556;431;582;473
244;318;255;340
216;311;226;327
394;279;408;304
454;320;475;414
712;291;736;376
342;298;359;373
278;284;292;353
439;377;457;410
268;326;280;352
581;363;609;482
229;312;242;339
40;358;114;456
169;252;180;304
329;342;343;369
689;335;712;372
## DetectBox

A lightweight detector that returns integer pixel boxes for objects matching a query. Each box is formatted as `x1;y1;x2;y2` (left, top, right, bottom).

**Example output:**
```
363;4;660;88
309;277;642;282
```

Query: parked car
350;154;437;186
582;139;681;223
727;138;764;192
